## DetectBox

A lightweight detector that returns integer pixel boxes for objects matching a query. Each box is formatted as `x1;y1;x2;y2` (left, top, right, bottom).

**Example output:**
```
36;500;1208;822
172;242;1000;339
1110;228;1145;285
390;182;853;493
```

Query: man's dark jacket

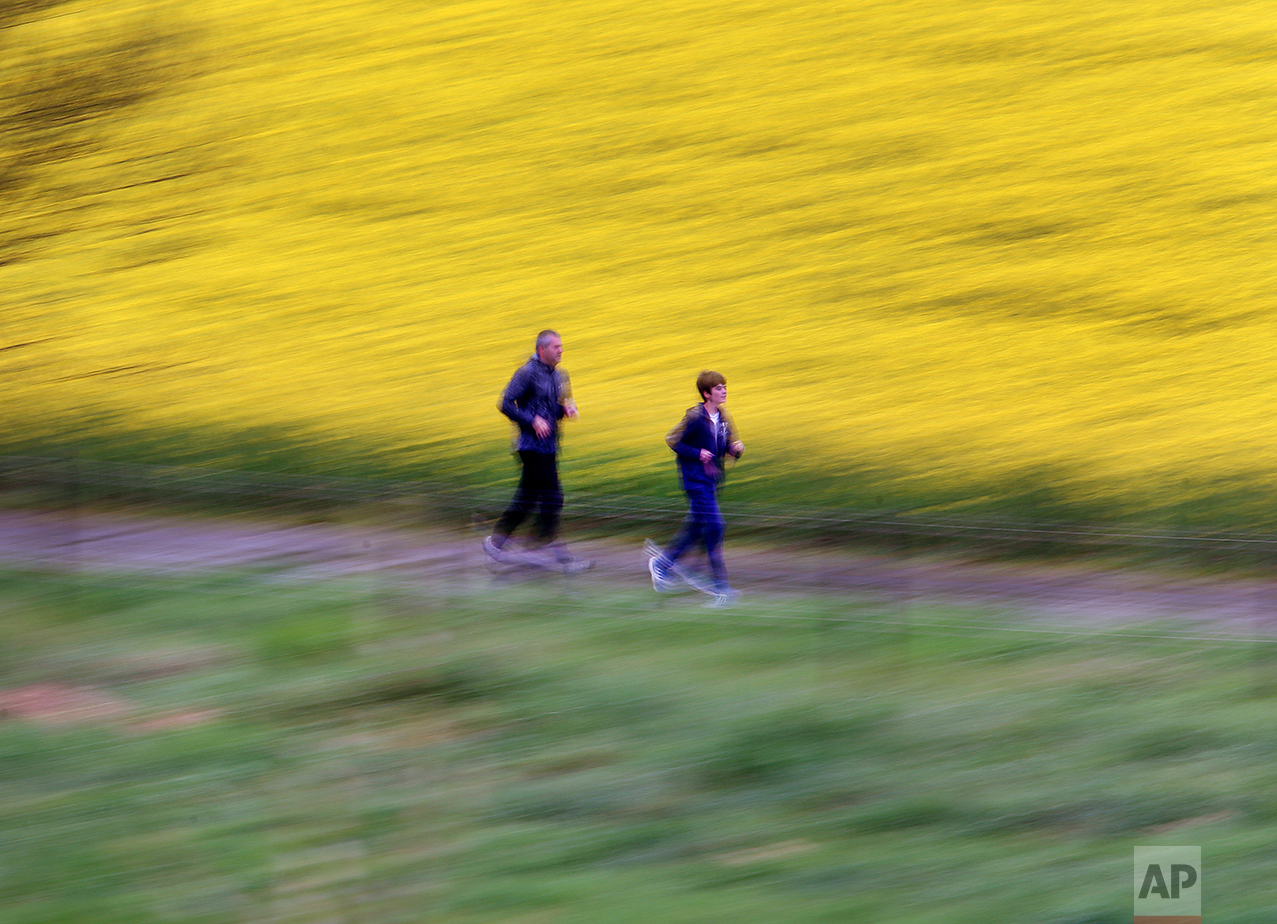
499;356;569;454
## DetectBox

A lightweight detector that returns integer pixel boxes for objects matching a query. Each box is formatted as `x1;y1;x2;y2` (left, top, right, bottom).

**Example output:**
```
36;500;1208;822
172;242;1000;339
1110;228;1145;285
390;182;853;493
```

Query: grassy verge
2;566;1274;922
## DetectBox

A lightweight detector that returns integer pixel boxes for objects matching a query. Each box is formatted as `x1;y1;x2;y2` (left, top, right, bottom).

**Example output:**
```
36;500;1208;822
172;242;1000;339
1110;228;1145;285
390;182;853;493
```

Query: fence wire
5;453;1277;650
4;453;1277;555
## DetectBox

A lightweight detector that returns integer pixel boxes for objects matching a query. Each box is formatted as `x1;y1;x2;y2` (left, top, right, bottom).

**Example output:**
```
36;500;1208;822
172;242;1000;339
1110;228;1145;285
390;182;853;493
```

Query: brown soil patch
0;682;133;726
0;682;223;732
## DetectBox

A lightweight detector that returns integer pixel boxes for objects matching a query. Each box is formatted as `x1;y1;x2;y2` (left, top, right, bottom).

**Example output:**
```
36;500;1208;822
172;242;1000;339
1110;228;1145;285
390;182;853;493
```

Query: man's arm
498;366;536;430
557;370;576;419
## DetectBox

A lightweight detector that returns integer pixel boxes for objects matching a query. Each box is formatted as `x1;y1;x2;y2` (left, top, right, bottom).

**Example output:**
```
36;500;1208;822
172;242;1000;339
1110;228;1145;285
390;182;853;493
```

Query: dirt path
3;507;1277;634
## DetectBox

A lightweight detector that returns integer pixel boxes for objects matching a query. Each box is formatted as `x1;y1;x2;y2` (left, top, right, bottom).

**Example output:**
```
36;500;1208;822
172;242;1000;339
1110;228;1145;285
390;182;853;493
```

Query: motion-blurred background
3;3;1276;923
4;0;1277;525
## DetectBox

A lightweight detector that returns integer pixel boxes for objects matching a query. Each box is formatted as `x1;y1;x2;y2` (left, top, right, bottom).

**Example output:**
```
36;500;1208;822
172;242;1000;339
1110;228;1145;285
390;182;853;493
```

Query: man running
483;330;590;571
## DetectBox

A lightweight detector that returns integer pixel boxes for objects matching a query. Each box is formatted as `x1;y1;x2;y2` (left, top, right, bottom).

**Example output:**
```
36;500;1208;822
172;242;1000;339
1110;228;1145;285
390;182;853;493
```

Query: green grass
2;561;1276;922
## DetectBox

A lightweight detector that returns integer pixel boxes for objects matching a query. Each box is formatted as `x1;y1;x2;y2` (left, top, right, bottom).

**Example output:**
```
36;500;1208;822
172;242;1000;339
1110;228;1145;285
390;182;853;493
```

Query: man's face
708;383;727;405
537;336;563;367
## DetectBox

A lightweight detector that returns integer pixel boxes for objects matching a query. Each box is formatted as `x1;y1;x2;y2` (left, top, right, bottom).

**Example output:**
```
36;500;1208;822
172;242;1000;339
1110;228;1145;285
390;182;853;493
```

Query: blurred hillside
2;0;1277;526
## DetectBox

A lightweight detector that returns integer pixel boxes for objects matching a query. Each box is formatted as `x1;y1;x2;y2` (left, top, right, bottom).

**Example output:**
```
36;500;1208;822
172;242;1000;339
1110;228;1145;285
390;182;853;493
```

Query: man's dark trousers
494;450;562;545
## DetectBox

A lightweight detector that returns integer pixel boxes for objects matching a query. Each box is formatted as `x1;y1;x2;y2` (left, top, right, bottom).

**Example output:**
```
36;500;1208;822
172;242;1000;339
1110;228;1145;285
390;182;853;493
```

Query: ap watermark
1135;846;1200;923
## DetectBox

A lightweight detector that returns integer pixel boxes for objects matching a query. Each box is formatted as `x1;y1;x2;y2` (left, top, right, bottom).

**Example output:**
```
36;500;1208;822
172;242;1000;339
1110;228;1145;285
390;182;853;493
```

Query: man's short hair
535;330;560;352
696;370;726;399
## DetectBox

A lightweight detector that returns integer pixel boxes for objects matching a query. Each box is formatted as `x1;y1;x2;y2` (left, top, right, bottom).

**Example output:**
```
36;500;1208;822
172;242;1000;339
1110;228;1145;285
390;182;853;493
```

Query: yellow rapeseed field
3;0;1277;523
